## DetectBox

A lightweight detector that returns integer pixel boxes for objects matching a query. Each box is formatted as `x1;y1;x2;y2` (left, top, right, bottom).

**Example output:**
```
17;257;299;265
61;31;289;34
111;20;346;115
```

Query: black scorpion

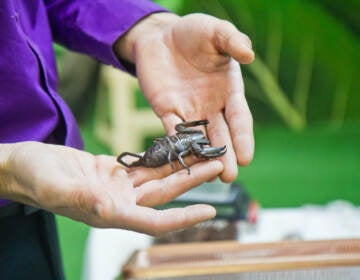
117;120;226;174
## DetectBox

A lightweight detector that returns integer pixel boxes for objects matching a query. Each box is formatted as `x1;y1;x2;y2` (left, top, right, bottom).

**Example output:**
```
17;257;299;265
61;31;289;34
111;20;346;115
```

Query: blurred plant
176;0;360;130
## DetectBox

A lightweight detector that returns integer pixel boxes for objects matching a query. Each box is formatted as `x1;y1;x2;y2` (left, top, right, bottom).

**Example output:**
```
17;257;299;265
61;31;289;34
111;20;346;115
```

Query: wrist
0;143;18;199
114;12;179;64
0;142;36;205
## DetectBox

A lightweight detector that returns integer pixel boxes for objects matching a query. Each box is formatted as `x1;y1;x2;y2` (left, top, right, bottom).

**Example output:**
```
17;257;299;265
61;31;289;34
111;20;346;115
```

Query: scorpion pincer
117;120;226;174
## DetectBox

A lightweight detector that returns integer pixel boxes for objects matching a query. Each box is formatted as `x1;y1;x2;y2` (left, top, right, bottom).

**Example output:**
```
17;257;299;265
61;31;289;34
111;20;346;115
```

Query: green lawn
57;123;360;279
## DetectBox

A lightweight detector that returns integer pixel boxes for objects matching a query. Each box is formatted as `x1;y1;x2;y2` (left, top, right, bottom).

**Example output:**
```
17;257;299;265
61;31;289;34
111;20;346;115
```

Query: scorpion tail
117;152;143;168
175;120;209;134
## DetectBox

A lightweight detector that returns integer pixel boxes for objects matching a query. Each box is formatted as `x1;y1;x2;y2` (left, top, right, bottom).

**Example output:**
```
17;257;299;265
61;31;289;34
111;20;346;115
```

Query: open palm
134;14;255;182
6;142;223;235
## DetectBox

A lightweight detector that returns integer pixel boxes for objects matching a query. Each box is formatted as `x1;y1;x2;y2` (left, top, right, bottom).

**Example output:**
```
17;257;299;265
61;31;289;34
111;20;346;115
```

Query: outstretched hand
116;13;255;182
3;142;223;235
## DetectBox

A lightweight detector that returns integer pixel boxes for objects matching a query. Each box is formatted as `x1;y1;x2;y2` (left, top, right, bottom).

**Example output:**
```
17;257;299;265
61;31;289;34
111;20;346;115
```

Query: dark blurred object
154;182;258;244
58;51;100;123
154;220;238;244
171;181;255;221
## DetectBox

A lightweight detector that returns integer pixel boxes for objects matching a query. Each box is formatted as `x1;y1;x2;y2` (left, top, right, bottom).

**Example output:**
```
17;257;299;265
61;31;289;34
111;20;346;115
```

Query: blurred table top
82;201;360;280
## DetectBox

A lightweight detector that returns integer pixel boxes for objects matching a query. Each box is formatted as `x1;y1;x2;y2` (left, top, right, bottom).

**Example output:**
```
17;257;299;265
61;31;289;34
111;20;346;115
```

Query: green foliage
238;124;360;207
57;216;90;280
53;43;66;72
178;0;360;129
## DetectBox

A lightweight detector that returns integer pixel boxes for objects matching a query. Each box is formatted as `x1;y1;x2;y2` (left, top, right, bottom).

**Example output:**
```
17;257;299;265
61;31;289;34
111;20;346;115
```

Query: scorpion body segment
117;120;226;174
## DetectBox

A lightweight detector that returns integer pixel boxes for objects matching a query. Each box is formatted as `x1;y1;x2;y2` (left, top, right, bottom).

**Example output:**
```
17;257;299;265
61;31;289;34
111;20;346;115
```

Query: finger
128;154;204;187
213;20;255;64
206;113;238;183
161;113;184;135
207;176;218;183
121;204;216;236
135;160;223;207
225;93;254;166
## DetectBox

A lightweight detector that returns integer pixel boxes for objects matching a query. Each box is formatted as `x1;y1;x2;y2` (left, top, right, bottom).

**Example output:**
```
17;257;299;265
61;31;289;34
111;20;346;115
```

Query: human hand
1;142;223;235
115;13;255;182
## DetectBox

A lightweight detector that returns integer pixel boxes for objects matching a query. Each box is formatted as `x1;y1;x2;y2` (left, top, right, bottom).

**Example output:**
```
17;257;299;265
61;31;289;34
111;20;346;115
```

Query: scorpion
117;120;226;174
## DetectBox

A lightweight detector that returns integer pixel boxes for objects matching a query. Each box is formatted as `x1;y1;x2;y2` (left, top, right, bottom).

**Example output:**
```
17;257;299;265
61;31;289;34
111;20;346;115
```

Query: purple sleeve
44;0;167;71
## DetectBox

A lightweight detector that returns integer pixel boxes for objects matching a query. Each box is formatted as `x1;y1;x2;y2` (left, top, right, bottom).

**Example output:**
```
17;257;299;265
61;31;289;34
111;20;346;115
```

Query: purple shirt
0;0;166;207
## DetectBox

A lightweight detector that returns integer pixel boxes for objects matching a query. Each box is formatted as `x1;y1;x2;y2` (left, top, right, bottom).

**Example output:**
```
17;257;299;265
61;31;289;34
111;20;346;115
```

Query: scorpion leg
195;138;210;145
199;146;227;158
117;152;143;167
167;151;176;173
191;142;227;158
177;149;192;174
166;149;192;174
175;120;209;134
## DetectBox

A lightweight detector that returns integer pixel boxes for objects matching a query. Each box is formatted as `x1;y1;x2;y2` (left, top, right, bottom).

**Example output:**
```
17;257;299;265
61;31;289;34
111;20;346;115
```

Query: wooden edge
142;238;360;255
122;239;360;279
123;255;360;279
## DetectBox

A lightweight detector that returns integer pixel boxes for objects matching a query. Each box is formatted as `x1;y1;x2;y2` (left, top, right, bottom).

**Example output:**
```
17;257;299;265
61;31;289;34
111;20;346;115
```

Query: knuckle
180;210;189;228
218;19;237;31
147;220;164;237
227;108;253;129
221;167;238;183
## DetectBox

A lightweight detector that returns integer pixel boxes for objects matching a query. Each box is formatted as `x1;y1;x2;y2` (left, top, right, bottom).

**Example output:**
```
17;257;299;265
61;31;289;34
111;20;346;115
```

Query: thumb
213;19;255;64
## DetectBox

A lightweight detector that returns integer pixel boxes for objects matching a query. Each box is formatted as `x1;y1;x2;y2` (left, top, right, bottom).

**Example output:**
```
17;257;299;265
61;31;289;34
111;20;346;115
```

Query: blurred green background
55;0;360;279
